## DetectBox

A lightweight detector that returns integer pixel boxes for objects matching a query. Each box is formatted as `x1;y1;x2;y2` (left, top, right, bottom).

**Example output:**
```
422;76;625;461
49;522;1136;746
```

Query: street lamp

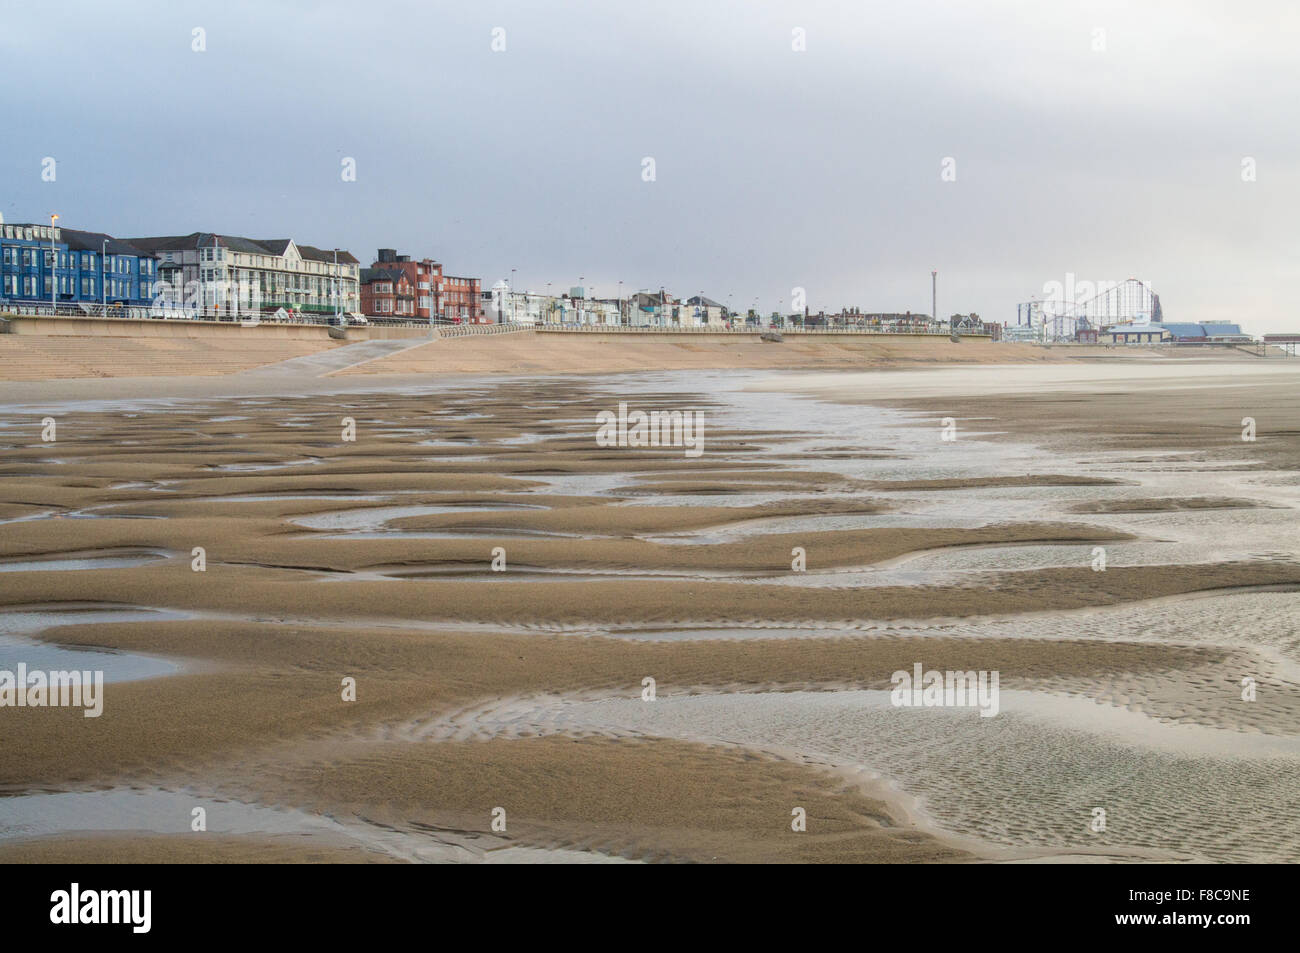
101;238;108;316
49;213;58;311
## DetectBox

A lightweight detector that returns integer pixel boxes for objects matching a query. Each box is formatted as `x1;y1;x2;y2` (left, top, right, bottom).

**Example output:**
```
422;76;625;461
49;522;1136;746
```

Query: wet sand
2;358;1298;862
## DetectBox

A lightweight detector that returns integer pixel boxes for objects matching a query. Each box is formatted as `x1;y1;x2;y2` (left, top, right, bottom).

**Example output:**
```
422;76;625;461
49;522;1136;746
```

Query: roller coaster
1016;278;1163;342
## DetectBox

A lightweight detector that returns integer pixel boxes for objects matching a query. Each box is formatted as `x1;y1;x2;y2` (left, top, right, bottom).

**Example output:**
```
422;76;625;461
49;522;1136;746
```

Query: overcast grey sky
3;0;1297;332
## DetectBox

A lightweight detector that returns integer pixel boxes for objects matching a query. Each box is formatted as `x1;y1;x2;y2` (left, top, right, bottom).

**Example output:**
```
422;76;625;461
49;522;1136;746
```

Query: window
3;275;14;295
2;247;13;265
24;276;35;295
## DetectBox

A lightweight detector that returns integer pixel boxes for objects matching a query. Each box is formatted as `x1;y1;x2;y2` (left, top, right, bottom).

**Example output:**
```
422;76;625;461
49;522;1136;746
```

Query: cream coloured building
128;232;360;318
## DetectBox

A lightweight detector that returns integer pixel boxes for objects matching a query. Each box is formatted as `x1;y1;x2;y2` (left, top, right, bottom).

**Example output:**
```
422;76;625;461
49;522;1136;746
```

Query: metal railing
0;301;372;326
436;322;532;337
0;304;994;339
533;324;969;335
0;302;331;324
0;301;158;321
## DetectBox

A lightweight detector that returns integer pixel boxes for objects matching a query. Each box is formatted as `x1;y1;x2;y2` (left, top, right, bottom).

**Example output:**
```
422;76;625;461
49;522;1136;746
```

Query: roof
1161;323;1207;338
57;228;150;257
1161;322;1245;338
359;267;407;286
3;225;149;256
1105;324;1168;334
297;243;358;265
686;295;724;308
127;232;358;264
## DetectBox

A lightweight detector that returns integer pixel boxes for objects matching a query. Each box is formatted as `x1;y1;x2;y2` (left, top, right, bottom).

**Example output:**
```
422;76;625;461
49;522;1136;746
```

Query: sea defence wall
0;314;429;341
534;328;993;340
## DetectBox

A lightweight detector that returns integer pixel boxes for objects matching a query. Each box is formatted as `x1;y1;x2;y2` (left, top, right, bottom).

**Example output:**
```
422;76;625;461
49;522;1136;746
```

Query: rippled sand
1;361;1298;863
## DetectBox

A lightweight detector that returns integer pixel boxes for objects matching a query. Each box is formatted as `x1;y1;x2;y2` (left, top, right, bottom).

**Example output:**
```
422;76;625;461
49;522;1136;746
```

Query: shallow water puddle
0;607;188;682
0;553;168;573
0;788;630;863
292;502;547;533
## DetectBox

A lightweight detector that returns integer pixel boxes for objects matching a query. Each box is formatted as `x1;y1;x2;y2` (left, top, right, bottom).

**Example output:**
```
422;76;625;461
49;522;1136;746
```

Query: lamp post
49;213;58;311
101;238;108;316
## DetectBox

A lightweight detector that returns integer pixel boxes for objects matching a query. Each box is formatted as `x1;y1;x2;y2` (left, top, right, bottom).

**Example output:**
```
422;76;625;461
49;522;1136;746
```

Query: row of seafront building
1;214;989;332
484;282;995;334
0;216;484;323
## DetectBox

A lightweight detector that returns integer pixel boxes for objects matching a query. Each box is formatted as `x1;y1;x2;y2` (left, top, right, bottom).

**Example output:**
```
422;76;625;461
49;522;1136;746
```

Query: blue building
1161;322;1252;343
0;219;157;311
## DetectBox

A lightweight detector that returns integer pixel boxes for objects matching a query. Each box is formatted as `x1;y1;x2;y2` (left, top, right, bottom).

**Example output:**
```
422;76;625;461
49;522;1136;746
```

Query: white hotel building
128;232;360;318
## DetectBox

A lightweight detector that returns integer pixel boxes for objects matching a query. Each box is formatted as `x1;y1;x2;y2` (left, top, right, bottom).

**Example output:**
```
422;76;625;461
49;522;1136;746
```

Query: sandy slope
337;332;1062;375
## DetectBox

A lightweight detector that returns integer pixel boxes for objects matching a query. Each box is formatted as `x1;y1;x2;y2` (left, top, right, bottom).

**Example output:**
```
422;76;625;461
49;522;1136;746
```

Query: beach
1;346;1298;863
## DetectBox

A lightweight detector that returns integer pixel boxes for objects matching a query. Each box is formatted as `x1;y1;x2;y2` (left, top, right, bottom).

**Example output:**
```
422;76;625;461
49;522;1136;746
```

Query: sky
3;0;1298;333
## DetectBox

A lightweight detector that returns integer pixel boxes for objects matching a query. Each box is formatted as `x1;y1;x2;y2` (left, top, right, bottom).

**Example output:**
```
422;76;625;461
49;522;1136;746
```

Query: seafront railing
0;304;994;338
0;302;435;328
532;324;971;335
1;301;160;321
436;322;532;337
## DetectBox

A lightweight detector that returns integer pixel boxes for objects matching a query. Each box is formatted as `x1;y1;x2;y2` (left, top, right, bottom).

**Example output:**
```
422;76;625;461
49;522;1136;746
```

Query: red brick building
359;248;482;323
442;273;484;323
359;267;416;319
